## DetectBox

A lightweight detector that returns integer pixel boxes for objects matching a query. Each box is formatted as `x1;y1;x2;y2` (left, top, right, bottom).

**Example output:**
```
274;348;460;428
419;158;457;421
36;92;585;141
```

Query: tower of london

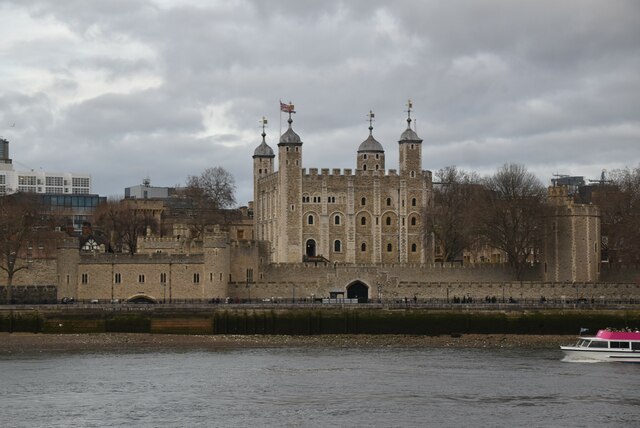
253;106;433;265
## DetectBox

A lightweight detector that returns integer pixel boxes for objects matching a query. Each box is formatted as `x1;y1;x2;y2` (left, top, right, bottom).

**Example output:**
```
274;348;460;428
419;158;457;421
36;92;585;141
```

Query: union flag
280;102;295;113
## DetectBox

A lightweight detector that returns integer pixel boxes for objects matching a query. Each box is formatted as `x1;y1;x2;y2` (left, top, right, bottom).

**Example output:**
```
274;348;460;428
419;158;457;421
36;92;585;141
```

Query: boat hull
561;347;640;363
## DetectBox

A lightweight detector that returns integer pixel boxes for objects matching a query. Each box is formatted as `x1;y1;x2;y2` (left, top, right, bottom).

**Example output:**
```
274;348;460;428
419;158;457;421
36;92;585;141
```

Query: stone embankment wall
1;308;639;335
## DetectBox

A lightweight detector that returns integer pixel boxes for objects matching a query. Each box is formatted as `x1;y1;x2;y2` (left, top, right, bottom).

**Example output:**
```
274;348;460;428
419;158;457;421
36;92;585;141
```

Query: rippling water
1;346;638;427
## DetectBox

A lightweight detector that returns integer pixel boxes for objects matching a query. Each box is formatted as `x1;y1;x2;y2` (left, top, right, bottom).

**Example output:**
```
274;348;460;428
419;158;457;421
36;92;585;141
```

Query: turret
276;105;303;262
357;110;385;172
398;101;422;178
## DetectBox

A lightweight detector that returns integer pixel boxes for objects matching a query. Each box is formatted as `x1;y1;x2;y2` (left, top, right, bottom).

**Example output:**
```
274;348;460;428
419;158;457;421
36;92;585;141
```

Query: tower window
375;154;379;159
361;243;367;252
363;154;368;160
334;240;342;252
411;243;417;252
334;215;341;225
361;197;366;206
411;217;417;226
259;168;262;174
386;197;391;206
387;243;392;252
363;164;367;171
412;198;417;207
386;216;391;226
411;144;414;149
361;216;367;226
410;171;415;178
375;164;379;170
308;215;314;225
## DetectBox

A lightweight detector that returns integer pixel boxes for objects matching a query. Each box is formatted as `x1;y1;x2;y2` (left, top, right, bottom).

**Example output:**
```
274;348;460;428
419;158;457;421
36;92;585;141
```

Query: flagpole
279;99;282;138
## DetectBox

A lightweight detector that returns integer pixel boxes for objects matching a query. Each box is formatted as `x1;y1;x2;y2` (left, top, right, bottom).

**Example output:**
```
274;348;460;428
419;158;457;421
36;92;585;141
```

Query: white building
0;138;91;196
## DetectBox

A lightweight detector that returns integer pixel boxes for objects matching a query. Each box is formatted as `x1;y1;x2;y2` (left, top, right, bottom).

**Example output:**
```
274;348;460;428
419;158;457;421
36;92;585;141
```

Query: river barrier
1;304;639;335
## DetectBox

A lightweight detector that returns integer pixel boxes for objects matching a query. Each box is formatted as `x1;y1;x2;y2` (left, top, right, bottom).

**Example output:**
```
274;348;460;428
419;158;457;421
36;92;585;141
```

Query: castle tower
398;101;422;178
397;101;424;263
277;108;303;262
356;111;385;172
544;186;600;282
252;117;275;242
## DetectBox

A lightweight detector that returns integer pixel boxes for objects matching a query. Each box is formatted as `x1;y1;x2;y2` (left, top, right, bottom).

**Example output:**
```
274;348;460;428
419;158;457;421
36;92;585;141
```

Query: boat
561;328;640;362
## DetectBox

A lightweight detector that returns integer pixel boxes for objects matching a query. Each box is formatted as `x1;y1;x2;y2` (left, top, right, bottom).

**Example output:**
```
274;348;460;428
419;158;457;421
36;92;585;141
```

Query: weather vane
367;110;375;134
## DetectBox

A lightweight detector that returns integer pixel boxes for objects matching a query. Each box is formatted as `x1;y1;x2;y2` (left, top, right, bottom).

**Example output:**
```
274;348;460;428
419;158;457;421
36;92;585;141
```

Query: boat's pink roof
596;330;640;340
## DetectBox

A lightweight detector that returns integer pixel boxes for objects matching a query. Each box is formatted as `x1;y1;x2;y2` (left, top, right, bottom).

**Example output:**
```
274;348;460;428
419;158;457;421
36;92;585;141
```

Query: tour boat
561;329;640;362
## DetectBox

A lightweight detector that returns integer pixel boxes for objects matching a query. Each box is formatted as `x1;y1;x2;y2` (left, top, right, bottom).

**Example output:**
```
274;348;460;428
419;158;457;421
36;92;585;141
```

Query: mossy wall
1;308;638;335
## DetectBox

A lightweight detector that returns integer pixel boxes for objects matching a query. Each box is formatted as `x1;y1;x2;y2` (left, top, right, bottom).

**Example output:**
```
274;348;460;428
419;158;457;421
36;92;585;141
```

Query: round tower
357;110;385;172
398;101;423;178
252;118;275;242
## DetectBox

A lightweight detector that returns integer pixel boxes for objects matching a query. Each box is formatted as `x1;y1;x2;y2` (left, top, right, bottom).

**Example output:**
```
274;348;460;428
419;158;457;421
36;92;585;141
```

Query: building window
363;154;368;160
160;273;167;283
81;273;88;284
411;243;417;252
363;164;367;171
387;243;392;252
361;197;366;206
334;215;341;225
193;273;200;283
138;274;145;283
246;268;253;282
410;144;415;150
361;243;367;252
386;216;391;226
410;171;415;178
375;164;379;170
334;240;342;252
412;198;417;207
361;216;366;226
411;217;417;226
386;197;391;206
308;214;314;225
114;273;121;284
375;154;379;159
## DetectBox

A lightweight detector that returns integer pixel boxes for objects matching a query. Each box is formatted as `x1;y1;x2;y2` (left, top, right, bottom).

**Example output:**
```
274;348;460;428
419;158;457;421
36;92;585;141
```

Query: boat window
577;340;588;347
610;341;629;349
632;342;640;350
588;341;608;348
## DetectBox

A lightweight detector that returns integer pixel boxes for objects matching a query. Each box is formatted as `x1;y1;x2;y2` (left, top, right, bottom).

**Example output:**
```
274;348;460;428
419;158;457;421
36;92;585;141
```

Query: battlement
300;168;403;179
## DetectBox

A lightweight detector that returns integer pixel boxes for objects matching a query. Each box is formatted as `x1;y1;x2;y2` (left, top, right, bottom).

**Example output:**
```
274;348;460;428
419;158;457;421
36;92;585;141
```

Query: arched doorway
127;294;157;304
306;239;316;257
347;281;369;303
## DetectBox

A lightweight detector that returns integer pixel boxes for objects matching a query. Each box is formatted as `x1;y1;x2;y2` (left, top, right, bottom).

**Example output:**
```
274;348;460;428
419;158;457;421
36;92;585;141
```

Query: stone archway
127;294;157;304
306;239;317;257
346;281;369;303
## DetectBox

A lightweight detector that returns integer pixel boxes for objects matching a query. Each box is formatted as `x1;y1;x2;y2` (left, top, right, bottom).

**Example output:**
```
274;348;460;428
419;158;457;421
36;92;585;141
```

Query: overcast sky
1;0;639;205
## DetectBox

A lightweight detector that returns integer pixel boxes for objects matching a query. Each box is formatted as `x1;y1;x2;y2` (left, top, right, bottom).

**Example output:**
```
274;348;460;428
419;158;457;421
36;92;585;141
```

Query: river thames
1;345;638;427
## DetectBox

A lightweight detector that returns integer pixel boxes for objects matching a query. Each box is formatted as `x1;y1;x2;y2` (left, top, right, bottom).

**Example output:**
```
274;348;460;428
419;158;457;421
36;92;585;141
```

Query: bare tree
0;193;44;302
184;167;236;239
94;198;158;254
425;166;480;263
595;165;640;264
475;163;547;280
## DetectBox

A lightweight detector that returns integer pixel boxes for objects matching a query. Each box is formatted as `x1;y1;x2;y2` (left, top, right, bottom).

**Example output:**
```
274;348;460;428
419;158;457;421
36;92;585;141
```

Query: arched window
363;154;368;160
411;198;417;207
386;197;391;206
411;217;417;226
375;154;379;159
375;164;379;170
308;215;314;225
334;214;341;225
361;242;367;252
361;216;366;226
363;164;367;171
334;240;341;252
386;216;391;226
387;243;392;252
410;171;415;178
361;197;366;206
411;243;417;252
